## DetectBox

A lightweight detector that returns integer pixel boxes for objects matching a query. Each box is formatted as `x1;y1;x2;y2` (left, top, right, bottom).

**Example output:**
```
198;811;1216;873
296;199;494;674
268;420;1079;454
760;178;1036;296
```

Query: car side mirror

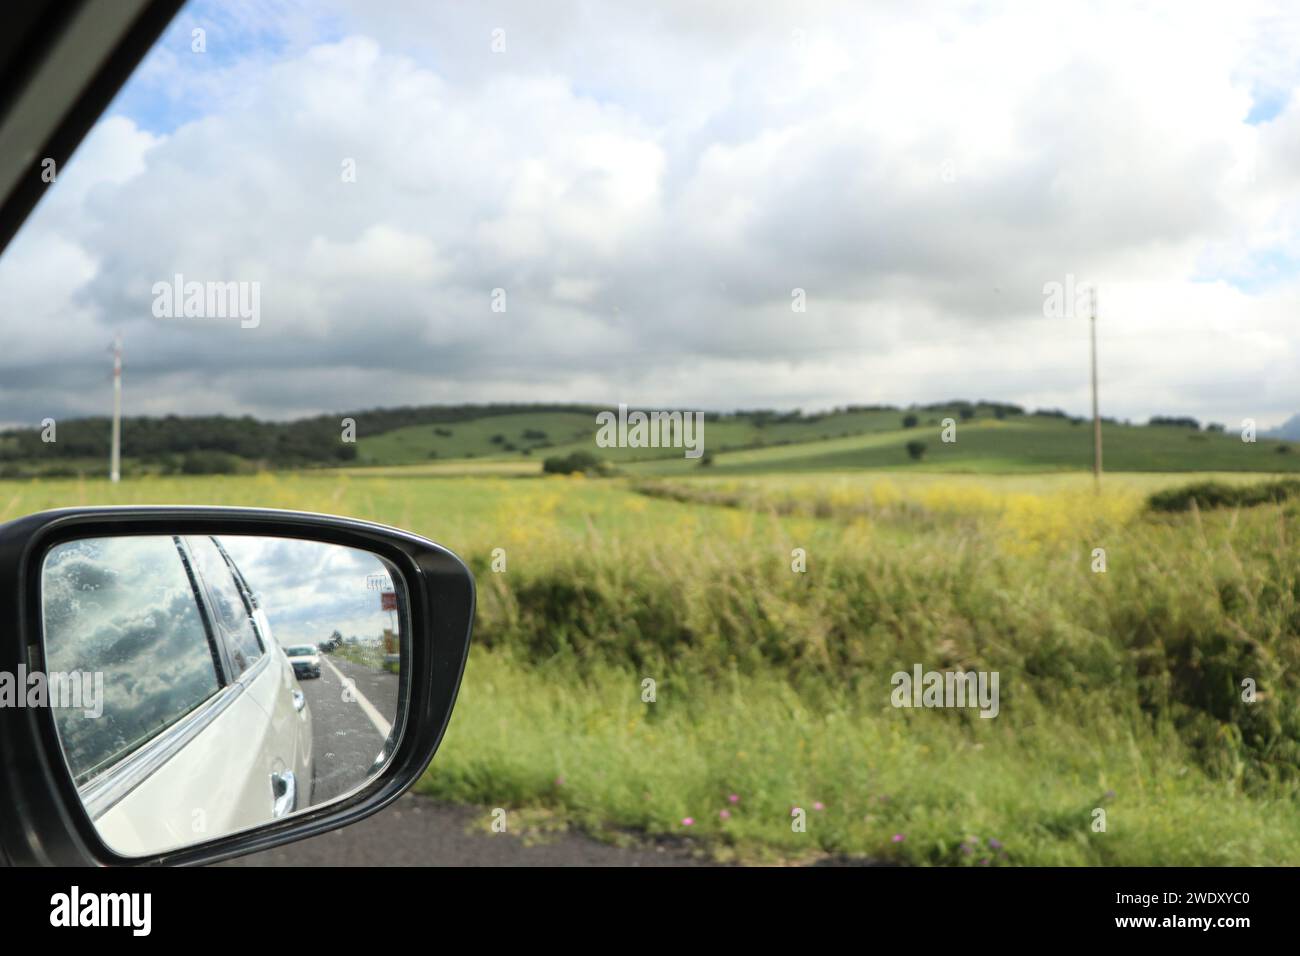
0;507;474;865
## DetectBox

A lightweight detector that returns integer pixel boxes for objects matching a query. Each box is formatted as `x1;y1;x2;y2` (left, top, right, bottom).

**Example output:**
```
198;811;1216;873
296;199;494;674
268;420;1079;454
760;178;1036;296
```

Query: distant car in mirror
285;644;323;680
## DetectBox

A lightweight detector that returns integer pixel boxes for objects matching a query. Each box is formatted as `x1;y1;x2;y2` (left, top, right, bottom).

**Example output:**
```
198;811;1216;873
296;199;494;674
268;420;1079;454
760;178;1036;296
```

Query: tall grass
422;650;1300;864
5;469;1299;862
464;483;1300;788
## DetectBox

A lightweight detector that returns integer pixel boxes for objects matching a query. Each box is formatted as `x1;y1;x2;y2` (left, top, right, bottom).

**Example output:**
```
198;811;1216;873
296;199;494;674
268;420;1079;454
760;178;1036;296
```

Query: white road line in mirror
320;655;391;739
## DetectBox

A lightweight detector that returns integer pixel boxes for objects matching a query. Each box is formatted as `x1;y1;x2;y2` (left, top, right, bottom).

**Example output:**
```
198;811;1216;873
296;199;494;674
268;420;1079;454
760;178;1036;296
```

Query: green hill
623;416;1300;476
5;401;1294;478
356;404;1003;467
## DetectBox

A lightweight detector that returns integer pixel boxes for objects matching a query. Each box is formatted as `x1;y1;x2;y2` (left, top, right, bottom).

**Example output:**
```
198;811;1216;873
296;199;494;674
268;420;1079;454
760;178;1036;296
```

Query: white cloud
1;0;1299;429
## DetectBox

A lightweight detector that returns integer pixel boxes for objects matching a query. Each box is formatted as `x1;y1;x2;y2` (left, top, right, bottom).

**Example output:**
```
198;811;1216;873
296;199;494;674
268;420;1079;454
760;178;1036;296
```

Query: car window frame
210;535;273;653
43;534;231;795
173;535;231;687
183;535;267;679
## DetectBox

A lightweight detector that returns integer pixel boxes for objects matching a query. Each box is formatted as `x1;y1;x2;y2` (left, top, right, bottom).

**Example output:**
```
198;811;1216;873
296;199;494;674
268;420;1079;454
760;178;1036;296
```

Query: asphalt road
298;652;397;806
231;652;719;865
224;793;719;866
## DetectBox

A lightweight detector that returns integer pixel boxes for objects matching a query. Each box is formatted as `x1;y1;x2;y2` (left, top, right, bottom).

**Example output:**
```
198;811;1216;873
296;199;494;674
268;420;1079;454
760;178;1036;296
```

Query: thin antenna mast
1090;287;1102;491
110;335;122;483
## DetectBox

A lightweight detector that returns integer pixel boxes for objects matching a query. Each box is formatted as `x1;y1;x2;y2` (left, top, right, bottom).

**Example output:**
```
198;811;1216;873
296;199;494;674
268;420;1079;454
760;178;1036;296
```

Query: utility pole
1089;287;1102;491
110;335;121;483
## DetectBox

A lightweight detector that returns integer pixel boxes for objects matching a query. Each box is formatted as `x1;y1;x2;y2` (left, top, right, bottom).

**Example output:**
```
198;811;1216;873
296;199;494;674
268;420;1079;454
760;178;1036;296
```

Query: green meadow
6;447;1300;864
348;406;1300;477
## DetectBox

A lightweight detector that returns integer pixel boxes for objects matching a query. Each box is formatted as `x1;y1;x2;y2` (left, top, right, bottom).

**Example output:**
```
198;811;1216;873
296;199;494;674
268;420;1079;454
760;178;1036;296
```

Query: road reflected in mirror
40;534;405;857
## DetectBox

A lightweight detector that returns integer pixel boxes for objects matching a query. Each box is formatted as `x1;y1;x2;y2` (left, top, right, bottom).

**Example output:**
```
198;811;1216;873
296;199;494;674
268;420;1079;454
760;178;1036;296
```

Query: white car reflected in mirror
40;534;406;857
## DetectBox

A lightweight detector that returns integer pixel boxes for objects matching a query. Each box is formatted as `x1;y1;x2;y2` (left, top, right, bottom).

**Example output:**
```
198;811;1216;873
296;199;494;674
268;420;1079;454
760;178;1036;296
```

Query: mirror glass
38;534;405;857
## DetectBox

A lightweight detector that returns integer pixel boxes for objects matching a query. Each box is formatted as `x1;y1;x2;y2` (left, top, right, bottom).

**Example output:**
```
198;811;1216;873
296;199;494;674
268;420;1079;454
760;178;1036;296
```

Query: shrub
542;451;607;475
1147;479;1300;513
180;450;243;475
1150;415;1201;429
905;440;927;461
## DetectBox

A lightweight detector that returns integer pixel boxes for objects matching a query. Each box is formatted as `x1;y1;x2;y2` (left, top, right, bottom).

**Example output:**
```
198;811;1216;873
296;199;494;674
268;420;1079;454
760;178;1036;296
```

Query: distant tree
490;434;506;445
1205;422;1226;433
905;440;927;461
543;451;605;475
1149;416;1200;429
1148;479;1300;512
985;402;1024;420
522;429;548;441
902;414;920;429
699;450;715;467
959;406;975;420
1279;444;1292;455
180;450;241;475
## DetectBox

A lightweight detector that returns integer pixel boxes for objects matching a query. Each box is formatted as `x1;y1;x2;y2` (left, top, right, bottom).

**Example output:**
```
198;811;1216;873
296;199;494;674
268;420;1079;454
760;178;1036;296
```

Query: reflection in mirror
40;534;405;857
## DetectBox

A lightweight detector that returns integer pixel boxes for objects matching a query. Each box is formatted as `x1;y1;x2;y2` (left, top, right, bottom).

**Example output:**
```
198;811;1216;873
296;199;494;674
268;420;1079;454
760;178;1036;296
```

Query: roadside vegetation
1147;478;1300;512
6;467;1299;864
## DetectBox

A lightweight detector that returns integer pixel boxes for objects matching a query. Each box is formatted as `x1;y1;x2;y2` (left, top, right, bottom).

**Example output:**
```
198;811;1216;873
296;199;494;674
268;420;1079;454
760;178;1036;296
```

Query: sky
2;0;1299;429
219;535;398;651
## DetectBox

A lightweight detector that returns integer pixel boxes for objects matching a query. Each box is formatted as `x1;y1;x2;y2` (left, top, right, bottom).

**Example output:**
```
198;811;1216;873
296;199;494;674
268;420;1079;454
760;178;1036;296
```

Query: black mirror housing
0;507;474;866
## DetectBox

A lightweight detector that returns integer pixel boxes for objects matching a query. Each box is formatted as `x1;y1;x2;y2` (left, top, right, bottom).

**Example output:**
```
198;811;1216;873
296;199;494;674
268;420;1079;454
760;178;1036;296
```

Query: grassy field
629;419;1300;476
10;405;1298;481
5;466;1300;864
344;405;1300;477
355;407;915;467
